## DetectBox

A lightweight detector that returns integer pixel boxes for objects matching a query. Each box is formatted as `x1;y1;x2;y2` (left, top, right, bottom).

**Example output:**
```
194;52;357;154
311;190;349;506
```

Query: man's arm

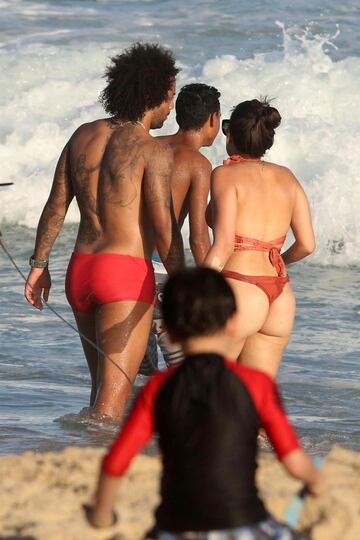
25;143;74;309
143;142;184;274
188;157;212;265
33;143;74;260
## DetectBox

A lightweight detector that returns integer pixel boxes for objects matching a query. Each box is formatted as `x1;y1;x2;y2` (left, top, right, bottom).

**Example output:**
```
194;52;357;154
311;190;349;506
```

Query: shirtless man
24;43;184;419
140;83;221;372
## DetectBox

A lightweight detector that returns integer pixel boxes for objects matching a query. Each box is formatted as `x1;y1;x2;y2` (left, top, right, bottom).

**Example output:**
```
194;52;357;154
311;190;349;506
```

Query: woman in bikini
204;99;315;378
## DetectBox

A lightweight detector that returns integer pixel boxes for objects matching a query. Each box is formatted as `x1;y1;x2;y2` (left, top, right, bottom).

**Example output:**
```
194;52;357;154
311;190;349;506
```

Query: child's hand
83;503;118;528
306;470;326;497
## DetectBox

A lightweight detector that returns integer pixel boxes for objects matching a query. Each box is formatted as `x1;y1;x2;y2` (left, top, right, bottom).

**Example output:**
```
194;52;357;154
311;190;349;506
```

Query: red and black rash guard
102;354;301;532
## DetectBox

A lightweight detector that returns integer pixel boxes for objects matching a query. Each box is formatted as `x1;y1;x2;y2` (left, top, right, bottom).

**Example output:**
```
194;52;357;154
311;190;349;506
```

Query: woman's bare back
223;160;296;276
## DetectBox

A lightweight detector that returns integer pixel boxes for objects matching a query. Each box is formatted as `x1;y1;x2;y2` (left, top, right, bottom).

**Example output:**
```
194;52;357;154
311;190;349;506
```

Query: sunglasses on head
222;119;230;136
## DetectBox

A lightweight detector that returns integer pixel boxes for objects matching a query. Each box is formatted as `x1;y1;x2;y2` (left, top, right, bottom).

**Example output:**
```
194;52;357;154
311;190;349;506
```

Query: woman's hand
25;267;51;310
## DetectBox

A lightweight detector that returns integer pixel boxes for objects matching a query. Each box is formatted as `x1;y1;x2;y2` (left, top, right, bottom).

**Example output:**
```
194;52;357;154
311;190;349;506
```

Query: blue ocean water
0;0;359;455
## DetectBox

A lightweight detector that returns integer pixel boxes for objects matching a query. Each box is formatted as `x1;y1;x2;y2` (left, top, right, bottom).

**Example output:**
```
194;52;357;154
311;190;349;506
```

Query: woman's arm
203;167;237;271
282;178;315;265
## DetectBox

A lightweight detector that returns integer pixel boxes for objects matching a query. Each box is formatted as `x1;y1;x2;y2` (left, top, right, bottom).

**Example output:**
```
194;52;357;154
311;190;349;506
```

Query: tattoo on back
73;154;102;244
101;129;142;208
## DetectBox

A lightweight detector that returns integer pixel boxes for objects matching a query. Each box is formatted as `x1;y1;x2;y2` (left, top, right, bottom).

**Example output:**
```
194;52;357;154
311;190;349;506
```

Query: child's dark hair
162;268;236;339
100;42;180;121
176;83;220;131
229;98;281;157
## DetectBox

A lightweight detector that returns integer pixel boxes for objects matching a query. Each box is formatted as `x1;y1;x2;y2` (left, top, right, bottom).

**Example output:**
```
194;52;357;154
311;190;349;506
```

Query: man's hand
25;267;51;310
83;503;117;528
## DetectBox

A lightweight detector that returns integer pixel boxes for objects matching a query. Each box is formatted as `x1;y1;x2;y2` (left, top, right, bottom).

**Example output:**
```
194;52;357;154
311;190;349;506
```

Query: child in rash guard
86;267;325;540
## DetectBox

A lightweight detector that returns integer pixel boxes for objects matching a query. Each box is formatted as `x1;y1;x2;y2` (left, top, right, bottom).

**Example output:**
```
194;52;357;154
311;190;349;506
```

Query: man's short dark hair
100;42;180;121
162;268;236;339
176;83;220;131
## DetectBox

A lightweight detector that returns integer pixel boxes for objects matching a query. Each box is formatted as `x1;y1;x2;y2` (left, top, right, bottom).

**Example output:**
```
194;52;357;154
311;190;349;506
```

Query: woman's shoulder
267;161;299;182
211;162;242;182
263;160;291;174
211;164;237;188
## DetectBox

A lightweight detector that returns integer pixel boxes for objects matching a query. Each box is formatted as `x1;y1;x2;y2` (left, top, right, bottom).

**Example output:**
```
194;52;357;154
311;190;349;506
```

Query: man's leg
138;330;159;376
73;309;99;406
139;258;185;372
152;265;184;368
153;316;185;368
94;300;153;419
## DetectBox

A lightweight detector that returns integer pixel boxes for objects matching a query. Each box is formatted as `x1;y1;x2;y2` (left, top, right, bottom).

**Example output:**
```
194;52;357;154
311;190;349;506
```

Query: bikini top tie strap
234;235;286;251
268;247;287;277
234;235;287;277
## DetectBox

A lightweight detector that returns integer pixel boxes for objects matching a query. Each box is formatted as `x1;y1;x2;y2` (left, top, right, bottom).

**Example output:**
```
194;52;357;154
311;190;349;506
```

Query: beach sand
0;445;359;540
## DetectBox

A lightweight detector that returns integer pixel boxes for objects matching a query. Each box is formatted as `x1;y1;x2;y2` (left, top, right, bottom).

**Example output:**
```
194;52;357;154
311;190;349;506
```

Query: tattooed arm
143;142;185;274
25;143;74;309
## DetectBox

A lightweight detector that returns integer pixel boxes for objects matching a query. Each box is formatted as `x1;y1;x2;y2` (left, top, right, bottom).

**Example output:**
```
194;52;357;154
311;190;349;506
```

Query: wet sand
0;445;359;540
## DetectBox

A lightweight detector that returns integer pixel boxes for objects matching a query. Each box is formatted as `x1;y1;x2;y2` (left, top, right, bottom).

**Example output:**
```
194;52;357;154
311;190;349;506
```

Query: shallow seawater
0;0;360;456
0;224;359;456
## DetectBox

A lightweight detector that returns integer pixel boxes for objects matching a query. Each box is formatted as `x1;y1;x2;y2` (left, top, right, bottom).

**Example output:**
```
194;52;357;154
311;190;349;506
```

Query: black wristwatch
29;255;48;269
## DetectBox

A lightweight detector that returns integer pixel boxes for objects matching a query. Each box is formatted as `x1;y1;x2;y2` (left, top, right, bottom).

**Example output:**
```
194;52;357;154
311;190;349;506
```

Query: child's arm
86;473;121;527
282;448;325;496
85;371;171;528
234;366;326;497
259;378;325;496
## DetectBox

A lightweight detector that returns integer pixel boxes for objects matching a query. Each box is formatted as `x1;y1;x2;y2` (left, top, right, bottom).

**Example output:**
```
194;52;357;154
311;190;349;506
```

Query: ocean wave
1;24;359;266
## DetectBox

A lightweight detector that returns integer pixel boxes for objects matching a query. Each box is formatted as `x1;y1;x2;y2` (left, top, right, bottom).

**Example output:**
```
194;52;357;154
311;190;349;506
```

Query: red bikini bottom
222;270;289;304
66;252;156;312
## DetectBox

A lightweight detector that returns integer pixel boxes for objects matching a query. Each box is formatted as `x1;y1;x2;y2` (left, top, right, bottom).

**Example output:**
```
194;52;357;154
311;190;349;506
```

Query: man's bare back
140;83;221;375
157;135;212;263
68;119;179;264
157;83;221;264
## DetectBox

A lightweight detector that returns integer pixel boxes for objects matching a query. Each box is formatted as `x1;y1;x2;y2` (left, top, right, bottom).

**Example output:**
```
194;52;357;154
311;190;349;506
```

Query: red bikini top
223;154;262;165
234;235;287;277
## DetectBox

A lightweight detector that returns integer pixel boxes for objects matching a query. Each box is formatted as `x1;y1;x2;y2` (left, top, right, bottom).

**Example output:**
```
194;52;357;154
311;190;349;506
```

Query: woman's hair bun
260;99;281;130
229;98;281;157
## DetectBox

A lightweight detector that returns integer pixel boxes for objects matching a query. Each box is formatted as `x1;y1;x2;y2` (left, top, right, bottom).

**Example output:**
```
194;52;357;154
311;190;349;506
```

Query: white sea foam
1;25;359;266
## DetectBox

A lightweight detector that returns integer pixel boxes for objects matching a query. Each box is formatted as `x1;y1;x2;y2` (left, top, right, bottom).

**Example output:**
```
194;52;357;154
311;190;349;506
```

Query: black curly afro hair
100;42;180;121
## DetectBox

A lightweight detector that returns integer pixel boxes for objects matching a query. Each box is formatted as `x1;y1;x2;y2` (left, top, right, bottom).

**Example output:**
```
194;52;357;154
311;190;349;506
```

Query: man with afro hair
25;42;184;420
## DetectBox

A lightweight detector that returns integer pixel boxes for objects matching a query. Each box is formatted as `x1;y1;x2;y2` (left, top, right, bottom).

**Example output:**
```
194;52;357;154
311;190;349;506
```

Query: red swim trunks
65;252;156;312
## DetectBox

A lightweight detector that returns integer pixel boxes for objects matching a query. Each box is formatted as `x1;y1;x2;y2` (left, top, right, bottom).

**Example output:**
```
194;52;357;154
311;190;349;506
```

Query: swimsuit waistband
71;251;153;264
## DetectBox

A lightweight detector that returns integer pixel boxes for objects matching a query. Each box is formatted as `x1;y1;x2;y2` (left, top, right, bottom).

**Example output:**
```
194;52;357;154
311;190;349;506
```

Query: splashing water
1;22;359;265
